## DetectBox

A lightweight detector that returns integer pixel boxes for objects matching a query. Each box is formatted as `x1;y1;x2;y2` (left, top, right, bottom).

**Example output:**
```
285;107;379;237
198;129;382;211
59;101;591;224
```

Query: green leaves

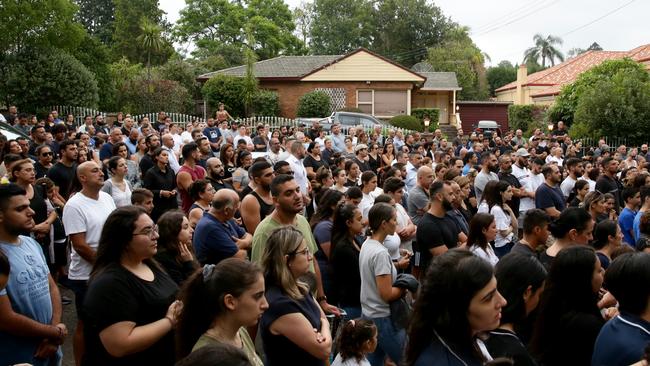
523;34;564;68
297;91;330;118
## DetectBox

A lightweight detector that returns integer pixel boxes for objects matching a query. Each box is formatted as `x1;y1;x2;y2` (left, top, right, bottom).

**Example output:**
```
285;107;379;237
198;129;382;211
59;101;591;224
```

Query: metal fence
49;106;106;127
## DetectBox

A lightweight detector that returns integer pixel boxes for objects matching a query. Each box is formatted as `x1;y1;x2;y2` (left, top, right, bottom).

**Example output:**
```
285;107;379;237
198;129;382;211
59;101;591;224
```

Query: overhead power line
471;0;550;34
561;0;637;38
473;0;562;36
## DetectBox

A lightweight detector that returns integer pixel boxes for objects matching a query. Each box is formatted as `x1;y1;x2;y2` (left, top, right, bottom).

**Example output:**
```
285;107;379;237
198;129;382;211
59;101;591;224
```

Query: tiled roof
197;55;342;80
496;44;650;96
420;72;461;90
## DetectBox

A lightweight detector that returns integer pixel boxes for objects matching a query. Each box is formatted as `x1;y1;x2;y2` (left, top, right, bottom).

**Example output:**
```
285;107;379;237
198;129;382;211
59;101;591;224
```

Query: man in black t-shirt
498;153;522;216
415;181;465;279
47;140;78;199
596;157;623;213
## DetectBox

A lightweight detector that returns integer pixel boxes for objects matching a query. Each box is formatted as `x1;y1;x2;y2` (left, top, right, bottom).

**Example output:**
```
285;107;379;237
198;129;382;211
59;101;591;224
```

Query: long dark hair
156;210;186;263
91;206;159;279
467;213;494;251
175;259;263;359
495;253;547;327
548;207;592;239
481;180;510;211
404;249;494;365
592;219;618;250
310;189;343;230
530;246;601;361
330;203;360;254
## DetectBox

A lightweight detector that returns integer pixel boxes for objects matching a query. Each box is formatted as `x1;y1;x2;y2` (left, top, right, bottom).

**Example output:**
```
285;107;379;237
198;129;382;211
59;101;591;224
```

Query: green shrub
120;78;193;114
297;91;330;117
508;105;548;134
2;47;99;113
202;74;247;117
389;115;422;132
411;108;440;132
252;90;280;116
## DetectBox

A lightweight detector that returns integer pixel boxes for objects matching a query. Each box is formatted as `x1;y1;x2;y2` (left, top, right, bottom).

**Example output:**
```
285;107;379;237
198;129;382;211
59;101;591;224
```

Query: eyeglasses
289;247;310;257
41;152;53;156
134;225;158;238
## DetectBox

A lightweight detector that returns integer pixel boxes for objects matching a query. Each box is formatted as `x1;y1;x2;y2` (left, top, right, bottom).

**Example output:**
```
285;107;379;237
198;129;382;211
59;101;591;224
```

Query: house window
356;90;408;117
357;90;373;114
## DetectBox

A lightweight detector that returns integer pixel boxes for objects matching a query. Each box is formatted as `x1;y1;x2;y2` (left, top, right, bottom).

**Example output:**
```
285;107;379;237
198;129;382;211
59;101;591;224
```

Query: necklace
205;327;242;348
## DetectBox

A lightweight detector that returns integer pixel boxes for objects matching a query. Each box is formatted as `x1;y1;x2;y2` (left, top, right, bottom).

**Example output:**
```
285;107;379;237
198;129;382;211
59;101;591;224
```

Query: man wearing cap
353;144;371;172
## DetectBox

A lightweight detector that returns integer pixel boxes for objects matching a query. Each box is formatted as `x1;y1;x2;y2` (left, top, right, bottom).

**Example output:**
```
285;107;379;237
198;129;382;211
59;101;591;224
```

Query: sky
159;0;648;66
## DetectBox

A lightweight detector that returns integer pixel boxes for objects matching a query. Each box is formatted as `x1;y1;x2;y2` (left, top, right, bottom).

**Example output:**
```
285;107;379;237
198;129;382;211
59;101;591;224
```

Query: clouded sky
159;0;647;66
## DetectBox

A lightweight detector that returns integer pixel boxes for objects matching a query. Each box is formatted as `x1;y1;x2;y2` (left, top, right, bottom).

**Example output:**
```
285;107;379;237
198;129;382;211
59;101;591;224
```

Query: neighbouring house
197;48;462;126
496;44;650;105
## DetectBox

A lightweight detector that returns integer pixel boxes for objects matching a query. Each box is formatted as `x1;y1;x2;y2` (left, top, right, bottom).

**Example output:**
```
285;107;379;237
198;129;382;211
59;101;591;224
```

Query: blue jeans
363;315;406;366
341;306;361;320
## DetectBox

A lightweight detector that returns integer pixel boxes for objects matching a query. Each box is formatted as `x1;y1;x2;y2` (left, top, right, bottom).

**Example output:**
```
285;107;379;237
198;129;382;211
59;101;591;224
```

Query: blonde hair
261;226;310;300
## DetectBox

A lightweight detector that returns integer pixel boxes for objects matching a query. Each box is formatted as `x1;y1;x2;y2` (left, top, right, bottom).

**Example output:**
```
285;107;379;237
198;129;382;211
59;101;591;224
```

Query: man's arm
69;232;96;263
48;274;62;325
0;295;63;340
176;171;193;191
240;195;261;235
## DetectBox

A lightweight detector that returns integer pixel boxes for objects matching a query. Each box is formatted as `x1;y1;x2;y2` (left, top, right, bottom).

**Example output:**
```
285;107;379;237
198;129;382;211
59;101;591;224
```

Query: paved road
60;287;76;366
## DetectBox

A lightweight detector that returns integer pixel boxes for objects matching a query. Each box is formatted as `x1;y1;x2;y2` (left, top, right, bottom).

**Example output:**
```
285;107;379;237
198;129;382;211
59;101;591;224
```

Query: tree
572;69;650;144
309;0;375;55
202;75;247;117
523;34;564;67
74;0;115;44
297;91;330;117
486;61;517;96
549;58;647;126
0;0;85;55
72;34;117;110
567;42;603;59
242;30;259;116
174;0;303;64
373;0;454;67
112;0;173;65
427;27;489;100
138;19;165;81
293;2;313;46
120;78;193;114
1;48;98;112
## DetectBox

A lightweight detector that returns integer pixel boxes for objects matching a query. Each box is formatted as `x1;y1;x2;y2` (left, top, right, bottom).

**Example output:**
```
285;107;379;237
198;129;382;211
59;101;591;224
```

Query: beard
442;199;454;211
501;167;512;174
489;164;499;173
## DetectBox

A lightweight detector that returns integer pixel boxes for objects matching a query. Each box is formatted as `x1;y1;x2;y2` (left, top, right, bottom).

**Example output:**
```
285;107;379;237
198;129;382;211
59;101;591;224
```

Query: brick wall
260;80;415;118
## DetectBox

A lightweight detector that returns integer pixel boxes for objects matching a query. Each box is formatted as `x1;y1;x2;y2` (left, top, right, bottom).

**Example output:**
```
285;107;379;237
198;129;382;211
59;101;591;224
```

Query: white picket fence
47;106;413;136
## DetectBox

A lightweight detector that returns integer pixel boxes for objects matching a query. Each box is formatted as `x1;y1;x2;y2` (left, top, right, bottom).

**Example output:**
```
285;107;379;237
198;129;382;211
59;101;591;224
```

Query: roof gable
300;49;425;82
419;72;461;90
496;44;650;94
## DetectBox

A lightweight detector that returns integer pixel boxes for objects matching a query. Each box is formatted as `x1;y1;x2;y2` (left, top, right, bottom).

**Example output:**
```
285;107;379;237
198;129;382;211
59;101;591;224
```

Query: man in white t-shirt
62;161;116;363
512;149;536;224
560;158;584;199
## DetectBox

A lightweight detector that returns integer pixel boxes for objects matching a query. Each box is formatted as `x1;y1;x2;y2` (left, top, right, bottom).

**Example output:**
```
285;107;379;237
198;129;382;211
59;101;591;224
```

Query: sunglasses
41;152;53;156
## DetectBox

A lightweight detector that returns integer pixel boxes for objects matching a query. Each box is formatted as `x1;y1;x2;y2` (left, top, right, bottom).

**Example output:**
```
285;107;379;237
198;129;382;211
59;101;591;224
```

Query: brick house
197;48;461;126
495;44;650;105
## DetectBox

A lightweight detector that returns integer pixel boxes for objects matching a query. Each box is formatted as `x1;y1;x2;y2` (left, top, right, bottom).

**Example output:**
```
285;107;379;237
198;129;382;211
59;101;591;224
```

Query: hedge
252;90;280;116
390;115;422;132
297;91;330;117
411;108;440;132
202;74;246;117
507;105;548;134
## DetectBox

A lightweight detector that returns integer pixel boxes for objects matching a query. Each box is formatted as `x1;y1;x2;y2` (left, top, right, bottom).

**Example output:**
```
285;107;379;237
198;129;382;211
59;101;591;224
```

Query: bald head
77;161;104;190
211;188;239;214
77;161;98;178
162;134;174;149
417;166;434;189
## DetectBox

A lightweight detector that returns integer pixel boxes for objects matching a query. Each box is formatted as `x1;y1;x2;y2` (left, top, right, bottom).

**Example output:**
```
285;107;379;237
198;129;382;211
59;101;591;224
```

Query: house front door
438;93;449;125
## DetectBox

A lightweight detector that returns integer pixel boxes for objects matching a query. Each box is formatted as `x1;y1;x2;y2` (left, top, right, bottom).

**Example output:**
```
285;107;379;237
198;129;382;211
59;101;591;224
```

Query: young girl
332;319;377;366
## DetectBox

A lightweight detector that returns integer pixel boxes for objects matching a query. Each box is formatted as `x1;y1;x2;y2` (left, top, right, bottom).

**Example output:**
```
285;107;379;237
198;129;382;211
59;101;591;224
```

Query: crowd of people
2;106;650;366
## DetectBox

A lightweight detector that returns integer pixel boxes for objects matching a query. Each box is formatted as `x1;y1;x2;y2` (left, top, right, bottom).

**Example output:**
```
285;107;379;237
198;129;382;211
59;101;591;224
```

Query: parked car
0;121;29;140
474;120;502;138
321;111;386;131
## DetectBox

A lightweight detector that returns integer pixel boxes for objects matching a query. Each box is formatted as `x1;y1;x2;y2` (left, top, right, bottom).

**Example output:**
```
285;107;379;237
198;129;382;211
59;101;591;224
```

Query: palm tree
137;19;164;82
523;34;565;67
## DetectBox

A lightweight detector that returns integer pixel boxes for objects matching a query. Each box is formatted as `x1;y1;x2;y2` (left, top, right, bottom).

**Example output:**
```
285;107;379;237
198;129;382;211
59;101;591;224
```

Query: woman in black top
329;203;365;319
83;206;181;366
143;147;178;223
485;253;547;366
568;179;590;207
592;219;623;270
219;143;236;181
155;210;198;286
344;160;360;187
303;142;328;179
530;246;605;366
367;142;381;173
260;226;332;366
539;208;594;269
